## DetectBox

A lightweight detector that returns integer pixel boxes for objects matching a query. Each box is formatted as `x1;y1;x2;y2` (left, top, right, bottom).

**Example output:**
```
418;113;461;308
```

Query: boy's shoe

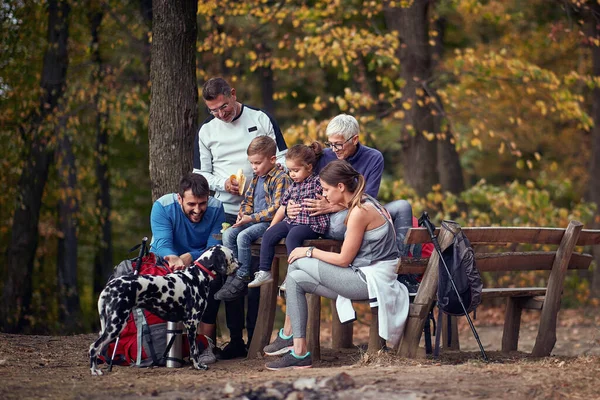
217;340;248;360
263;328;293;356
247;271;273;288
265;351;312;370
214;274;248;301
197;337;216;364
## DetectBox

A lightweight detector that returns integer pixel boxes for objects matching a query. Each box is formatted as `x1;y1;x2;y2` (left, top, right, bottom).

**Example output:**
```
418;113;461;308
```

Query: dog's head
195;245;239;276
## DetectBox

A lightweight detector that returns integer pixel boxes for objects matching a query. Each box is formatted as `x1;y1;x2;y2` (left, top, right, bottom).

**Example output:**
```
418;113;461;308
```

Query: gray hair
325;114;359;140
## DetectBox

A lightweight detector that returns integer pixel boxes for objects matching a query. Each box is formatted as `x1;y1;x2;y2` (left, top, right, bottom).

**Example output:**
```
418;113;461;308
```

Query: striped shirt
281;173;329;234
240;167;292;223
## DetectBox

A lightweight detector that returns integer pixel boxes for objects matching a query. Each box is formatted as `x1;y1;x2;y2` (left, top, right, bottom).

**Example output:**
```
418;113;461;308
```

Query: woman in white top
263;160;409;370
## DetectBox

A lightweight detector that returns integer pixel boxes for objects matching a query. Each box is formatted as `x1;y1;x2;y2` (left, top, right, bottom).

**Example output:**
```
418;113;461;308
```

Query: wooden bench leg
502;297;523;352
441;313;460;350
331;300;353;349
367;307;385;354
247;258;280;359
306;294;321;361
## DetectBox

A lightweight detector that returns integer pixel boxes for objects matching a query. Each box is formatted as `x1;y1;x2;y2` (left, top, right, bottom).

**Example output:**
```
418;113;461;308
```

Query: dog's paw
90;367;104;376
194;363;209;371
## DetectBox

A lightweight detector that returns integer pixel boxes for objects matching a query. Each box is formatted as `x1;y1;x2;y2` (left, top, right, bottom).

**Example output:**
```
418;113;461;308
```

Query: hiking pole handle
134;237;148;275
418;212;442;251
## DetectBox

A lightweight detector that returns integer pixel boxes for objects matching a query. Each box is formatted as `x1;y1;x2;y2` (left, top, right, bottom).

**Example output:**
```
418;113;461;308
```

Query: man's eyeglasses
325;135;357;151
208;102;230;115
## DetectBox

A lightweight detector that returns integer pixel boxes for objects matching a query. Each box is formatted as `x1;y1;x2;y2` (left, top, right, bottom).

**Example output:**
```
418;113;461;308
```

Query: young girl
248;143;329;287
262;160;409;370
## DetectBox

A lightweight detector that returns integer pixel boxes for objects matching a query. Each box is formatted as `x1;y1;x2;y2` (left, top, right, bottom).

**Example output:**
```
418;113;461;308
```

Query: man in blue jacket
150;172;225;270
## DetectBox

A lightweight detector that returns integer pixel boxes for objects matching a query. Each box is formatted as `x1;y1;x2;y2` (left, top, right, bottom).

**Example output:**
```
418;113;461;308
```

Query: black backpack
437;221;483;316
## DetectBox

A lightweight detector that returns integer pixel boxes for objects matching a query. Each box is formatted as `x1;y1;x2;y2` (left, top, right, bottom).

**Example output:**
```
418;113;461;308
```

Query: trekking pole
108;236;148;372
418;212;489;362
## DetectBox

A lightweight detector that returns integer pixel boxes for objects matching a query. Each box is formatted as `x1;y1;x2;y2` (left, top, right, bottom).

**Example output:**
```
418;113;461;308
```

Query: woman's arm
288;206;370;266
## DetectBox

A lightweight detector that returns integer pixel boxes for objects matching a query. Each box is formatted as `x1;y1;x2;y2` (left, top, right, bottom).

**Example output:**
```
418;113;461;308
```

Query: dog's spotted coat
89;245;238;375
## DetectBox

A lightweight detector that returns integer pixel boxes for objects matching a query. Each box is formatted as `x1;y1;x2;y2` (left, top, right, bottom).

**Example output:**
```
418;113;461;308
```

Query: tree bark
384;0;439;196
88;7;114;299
148;0;198;201
257;43;275;115
1;0;70;332
587;3;600;298
56;130;80;333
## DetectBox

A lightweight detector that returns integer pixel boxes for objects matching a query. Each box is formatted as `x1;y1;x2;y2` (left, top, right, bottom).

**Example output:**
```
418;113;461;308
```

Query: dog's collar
193;261;216;279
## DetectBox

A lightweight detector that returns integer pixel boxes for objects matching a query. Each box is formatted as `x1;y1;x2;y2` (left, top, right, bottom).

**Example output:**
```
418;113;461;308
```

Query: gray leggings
286;258;369;338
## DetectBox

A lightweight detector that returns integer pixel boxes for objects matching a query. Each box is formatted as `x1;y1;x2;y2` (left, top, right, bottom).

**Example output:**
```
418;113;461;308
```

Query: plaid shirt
240;167;292;223
281;173;329;234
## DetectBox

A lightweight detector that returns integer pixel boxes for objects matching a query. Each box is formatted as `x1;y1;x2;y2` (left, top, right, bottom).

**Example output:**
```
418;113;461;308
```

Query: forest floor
0;307;599;400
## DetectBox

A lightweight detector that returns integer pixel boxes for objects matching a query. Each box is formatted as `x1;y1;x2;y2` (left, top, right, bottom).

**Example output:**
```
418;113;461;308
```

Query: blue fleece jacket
150;193;225;261
316;144;384;198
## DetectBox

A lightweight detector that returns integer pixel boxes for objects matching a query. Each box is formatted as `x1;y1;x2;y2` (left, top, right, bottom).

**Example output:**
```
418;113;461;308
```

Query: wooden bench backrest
398;226;600;275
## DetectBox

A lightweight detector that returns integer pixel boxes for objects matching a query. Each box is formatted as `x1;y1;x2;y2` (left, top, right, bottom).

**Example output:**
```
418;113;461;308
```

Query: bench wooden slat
397;251;593;274
405;227;600;246
481;287;546;298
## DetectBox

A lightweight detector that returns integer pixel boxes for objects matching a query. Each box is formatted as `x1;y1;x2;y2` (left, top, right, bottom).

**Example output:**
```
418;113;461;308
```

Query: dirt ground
1;308;599;400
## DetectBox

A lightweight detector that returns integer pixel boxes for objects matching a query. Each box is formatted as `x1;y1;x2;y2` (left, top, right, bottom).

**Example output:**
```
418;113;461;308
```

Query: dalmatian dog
89;245;238;376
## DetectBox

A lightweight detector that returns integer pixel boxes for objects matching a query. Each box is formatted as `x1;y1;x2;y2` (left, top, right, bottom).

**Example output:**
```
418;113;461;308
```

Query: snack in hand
235;168;246;196
221;222;231;233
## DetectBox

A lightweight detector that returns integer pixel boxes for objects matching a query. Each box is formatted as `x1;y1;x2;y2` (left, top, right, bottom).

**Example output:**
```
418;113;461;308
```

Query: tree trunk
148;0;198;201
1;0;70;332
587;4;600;298
385;0;439;196
257;44;275;114
56;131;80;333
89;7;114;299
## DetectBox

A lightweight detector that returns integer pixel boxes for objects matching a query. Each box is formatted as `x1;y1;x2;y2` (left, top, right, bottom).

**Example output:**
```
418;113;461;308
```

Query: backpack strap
133;309;160;367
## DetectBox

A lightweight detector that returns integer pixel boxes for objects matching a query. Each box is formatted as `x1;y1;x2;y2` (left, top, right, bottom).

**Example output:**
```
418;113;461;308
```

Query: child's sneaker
263;328;293;356
265;351;312;370
247;271;273;288
214;274;248;301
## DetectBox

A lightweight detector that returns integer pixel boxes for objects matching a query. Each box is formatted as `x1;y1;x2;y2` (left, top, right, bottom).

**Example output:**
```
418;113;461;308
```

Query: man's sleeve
198;127;226;191
192;130;201;173
363;152;384;198
261;110;288;166
150;201;178;258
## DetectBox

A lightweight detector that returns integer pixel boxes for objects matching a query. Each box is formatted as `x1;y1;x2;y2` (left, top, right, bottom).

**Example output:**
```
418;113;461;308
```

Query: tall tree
148;0;198;200
586;1;600;297
384;0;442;196
1;0;71;332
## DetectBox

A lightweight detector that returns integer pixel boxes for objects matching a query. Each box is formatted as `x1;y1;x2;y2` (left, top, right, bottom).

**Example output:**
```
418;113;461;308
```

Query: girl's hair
319;160;366;224
285;141;325;169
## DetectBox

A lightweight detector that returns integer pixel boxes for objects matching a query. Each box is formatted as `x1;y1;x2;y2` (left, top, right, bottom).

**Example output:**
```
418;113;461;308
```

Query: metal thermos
166;321;183;368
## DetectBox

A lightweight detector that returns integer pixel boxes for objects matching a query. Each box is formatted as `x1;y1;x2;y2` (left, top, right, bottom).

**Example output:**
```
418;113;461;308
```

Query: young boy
215;136;292;301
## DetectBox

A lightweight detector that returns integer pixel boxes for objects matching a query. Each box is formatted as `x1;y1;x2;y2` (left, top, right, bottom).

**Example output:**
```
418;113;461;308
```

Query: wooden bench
398;220;600;358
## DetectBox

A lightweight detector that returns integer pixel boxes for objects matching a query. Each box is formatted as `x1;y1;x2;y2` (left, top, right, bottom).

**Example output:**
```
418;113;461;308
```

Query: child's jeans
259;222;320;272
222;221;270;278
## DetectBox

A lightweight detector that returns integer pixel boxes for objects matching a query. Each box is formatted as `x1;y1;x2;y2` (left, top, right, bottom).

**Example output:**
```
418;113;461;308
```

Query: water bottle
166;321;183;368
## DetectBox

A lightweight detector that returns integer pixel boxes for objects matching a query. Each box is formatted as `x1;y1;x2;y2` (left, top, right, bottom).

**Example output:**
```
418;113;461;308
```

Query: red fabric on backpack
99;253;195;366
411;217;434;282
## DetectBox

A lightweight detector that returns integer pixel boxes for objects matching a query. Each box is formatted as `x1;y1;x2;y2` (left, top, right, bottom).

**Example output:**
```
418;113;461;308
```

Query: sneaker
197;337;216;364
247;271;273;288
214;274;248;301
264;328;293;356
217;340;247;360
265;351;312;370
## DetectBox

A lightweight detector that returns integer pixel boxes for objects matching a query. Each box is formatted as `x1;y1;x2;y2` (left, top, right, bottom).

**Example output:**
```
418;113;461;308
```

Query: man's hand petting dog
164;253;193;271
88;245;239;376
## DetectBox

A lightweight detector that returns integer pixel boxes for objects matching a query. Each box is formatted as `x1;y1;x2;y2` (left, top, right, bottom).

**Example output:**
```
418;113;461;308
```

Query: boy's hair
179;173;210;198
202;77;232;101
326;114;360;140
247;136;277;158
285;142;325;168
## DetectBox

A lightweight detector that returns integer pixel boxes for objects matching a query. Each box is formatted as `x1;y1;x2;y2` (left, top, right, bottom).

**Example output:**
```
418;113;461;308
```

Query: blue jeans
223;221;269;278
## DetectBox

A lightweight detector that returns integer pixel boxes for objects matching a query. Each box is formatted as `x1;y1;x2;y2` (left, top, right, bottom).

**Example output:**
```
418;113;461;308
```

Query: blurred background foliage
1;0;599;333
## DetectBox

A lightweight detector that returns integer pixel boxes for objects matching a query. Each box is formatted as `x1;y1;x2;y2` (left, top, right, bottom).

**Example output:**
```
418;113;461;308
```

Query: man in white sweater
193;77;287;360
